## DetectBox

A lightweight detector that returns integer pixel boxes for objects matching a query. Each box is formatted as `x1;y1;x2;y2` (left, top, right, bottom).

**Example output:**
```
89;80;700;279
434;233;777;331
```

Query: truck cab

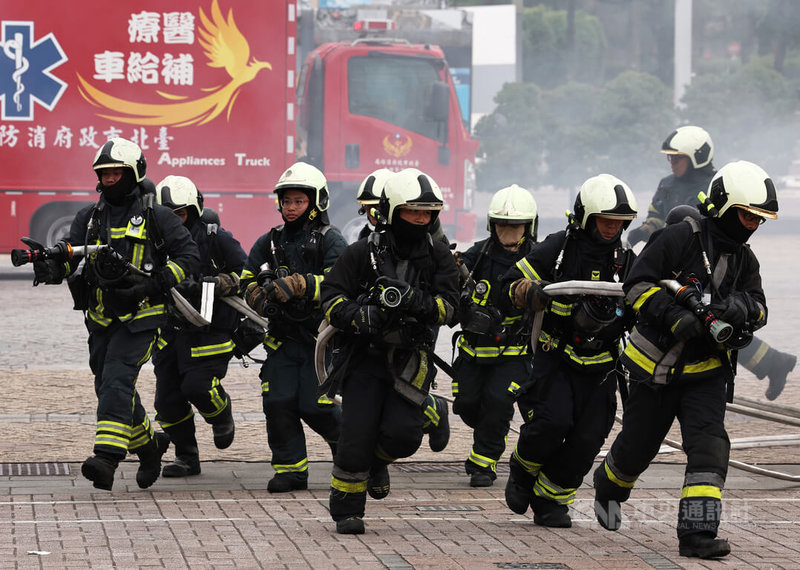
296;38;479;242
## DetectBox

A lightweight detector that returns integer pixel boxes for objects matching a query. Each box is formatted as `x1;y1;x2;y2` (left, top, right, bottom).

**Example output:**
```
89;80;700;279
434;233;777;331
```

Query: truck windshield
348;55;446;142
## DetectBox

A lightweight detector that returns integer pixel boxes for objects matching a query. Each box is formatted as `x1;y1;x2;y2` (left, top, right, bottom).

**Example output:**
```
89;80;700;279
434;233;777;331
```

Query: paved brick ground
2;231;800;568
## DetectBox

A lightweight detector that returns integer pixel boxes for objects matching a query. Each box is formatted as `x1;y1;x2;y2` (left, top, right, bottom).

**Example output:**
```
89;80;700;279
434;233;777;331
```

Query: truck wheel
29;201;92;246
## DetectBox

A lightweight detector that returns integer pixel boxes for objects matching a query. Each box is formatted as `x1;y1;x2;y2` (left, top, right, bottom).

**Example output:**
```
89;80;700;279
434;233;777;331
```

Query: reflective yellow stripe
331;476;367;493
512;447;542;477
158;410;194;429
273;458;308;473
325;296;346;323
434;297;447;325
516;258;540;280
309;274;322;302
190;340;235;358
468;450;498;472
605;461;636;488
632;286;660;312
166;260;187;283
681;485;722;499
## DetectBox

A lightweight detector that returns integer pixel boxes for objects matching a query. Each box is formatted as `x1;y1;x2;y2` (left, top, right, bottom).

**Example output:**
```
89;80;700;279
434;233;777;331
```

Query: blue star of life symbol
0;21;67;121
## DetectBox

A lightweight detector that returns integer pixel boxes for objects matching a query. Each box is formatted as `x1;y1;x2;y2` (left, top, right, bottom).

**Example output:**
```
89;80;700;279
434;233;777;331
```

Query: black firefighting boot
135;432;170;489
367;463;391;500
504;457;535;515
764;350;796;401
742;341;796;401
81;452;119;491
162;419;201;477
211;399;235;449
336;516;365;535
331;484;367;535
678;532;731;559
593;464;628;531
531;496;572;528
267;472;309;493
427;395;450;452
465;459;496;488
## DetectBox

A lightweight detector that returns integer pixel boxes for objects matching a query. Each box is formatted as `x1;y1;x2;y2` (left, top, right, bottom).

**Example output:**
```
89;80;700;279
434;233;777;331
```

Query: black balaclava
715;207;755;245
98;168;137;206
392;215;430;244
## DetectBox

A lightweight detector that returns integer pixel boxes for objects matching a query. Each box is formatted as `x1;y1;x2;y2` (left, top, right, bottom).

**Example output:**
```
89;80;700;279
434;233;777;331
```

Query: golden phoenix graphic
77;0;272;126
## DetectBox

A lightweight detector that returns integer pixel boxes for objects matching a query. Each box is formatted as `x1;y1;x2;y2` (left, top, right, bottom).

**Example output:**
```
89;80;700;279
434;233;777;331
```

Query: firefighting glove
709;292;762;330
664;305;704;342
511;278;550;311
214;272;240;297
245;281;272;315
114;275;163;305
270;273;308;303
33;259;65;285
352;304;388;335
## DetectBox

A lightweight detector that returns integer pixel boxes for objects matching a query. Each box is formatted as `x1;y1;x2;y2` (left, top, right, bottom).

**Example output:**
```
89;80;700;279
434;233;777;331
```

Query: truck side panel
0;0;294;251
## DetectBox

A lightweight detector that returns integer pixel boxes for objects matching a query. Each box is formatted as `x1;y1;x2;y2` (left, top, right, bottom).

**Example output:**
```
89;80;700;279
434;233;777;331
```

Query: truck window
348;56;445;142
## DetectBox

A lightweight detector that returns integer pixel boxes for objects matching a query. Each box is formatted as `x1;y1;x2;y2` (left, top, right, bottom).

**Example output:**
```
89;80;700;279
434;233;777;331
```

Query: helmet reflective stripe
275;161;329;213
381;168;444;224
357;168;394;205
92;137;147;182
156;175;204;219
661;125;714;169
573;174;638;230
706;160;778;219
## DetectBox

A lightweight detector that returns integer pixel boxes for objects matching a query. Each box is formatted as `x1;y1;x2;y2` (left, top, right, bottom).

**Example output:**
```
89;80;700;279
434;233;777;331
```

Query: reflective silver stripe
684;471;725;489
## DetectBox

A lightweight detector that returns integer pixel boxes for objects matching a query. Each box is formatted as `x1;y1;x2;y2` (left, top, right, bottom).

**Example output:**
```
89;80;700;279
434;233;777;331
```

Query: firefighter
355;168;451;454
628;126;794;399
453;184;538;487
593;161;778;559
320;168;459;534
242;162;347;493
500;174;637;527
153;176;247;477
32;138;200;491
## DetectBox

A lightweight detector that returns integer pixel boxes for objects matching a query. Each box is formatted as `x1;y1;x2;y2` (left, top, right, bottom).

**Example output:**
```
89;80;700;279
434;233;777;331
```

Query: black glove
352;305;388;335
626;226;648;247
33;259;64;285
114;275;163;305
710;293;761;329
664;305;704;341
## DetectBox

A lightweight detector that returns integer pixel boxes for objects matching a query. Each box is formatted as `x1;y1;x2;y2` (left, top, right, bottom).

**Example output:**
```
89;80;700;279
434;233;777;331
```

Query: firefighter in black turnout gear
500;174;637;527
153;176;246;477
32;138;200;491
453;184;538;487
355;169;451;454
242;162;347;493
628;126;794;399
593;161;778;559
321;168;459;535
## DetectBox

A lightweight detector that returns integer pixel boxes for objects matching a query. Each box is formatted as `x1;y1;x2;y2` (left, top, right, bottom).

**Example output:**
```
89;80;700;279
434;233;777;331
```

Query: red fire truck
0;0;478;252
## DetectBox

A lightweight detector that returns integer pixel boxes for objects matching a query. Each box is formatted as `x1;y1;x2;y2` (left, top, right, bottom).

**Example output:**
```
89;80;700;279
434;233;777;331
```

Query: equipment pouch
387;347;434;406
231;317;266;359
67;269;90;311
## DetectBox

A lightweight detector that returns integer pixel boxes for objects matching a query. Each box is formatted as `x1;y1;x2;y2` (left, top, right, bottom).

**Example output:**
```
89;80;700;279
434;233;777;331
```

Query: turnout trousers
153;328;235;447
511;350;617;506
329;351;425;522
259;340;340;479
88;321;159;460
595;375;730;538
453;353;530;474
